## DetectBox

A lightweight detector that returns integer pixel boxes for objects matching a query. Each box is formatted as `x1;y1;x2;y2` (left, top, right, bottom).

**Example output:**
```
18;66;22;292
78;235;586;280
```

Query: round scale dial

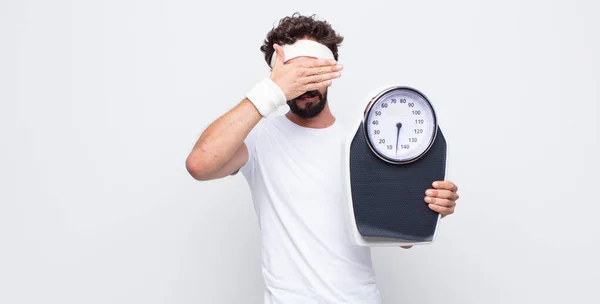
364;87;438;164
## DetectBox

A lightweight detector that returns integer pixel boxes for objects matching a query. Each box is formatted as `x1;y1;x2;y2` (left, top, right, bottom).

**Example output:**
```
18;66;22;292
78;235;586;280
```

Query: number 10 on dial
364;86;438;164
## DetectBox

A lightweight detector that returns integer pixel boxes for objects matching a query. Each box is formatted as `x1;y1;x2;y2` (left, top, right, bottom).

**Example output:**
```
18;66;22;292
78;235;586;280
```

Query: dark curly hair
260;13;344;67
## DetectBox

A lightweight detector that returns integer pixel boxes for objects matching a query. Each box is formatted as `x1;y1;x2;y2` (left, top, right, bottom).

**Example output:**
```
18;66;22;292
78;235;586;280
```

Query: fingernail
336;64;343;70
425;197;432;202
330;60;337;64
335;72;341;77
426;190;433;196
433;182;439;187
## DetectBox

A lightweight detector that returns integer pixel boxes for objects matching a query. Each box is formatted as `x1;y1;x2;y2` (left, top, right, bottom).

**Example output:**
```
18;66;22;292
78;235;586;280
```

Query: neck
285;104;336;129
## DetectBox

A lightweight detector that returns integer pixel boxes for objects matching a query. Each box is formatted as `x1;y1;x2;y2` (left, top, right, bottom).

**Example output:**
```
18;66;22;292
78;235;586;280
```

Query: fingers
425;182;458;217
298;62;342;88
427;203;454;216
302;79;333;92
281;57;342;87
295;62;343;83
425;189;459;201
271;54;341;94
302;71;342;85
273;44;285;67
432;180;458;192
302;64;344;77
424;196;456;208
298;58;338;68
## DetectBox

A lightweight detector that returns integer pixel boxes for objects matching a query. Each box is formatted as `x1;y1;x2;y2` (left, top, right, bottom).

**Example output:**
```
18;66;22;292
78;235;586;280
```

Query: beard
287;89;328;119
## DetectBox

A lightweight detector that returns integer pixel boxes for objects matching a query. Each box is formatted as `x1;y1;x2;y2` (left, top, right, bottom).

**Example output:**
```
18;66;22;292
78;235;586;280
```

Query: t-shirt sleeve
238;121;263;179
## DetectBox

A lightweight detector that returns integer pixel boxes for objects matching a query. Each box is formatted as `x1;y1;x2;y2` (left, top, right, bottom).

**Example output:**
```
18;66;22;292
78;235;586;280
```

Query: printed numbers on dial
365;88;437;164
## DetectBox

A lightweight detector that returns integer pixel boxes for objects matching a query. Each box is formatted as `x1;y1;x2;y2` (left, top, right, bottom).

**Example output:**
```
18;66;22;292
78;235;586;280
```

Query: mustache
294;90;322;100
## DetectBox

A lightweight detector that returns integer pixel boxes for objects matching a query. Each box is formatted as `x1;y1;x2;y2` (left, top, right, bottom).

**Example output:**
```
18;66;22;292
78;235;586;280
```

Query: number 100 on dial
364;87;438;164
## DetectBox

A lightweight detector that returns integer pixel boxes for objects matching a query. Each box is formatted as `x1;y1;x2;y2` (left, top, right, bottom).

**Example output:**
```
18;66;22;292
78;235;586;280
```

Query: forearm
187;98;262;175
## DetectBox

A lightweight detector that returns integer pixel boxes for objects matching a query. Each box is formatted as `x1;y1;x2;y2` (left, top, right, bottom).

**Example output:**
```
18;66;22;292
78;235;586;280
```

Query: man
186;13;460;303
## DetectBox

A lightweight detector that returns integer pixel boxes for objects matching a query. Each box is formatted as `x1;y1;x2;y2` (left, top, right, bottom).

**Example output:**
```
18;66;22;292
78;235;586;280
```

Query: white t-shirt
239;114;382;304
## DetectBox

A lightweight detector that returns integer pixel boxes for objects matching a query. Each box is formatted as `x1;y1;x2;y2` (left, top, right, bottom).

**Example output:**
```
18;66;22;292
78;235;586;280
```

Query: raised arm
185;44;342;181
185;98;262;181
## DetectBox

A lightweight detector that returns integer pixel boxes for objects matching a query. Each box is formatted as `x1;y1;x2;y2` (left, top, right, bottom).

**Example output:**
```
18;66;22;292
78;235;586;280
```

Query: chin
289;101;326;119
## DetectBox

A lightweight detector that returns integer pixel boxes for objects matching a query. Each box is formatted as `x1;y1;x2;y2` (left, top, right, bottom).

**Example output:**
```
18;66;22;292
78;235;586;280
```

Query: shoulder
245;115;281;148
239;116;282;178
252;115;287;136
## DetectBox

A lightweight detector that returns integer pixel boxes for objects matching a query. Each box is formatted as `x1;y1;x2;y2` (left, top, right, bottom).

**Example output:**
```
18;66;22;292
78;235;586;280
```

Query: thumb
273;44;285;67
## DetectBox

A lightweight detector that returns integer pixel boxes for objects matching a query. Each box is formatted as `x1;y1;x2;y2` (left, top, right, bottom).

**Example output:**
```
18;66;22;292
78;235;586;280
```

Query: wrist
246;78;287;117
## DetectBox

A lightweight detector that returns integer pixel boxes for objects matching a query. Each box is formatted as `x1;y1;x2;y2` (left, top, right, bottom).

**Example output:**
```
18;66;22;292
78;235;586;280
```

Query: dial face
364;87;437;164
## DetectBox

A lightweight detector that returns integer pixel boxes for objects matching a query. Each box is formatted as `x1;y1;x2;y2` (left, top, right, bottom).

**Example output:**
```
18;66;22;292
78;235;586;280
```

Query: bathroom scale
342;85;449;247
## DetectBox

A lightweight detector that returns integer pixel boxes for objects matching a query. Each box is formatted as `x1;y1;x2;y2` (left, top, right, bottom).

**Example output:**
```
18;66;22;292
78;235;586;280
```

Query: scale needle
395;122;402;156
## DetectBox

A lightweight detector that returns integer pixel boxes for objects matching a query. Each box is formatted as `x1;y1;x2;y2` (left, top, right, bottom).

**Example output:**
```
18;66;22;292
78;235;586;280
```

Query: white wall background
1;0;599;303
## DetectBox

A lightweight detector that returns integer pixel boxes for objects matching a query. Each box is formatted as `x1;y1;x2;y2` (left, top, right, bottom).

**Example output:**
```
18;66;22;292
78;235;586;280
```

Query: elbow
186;153;211;181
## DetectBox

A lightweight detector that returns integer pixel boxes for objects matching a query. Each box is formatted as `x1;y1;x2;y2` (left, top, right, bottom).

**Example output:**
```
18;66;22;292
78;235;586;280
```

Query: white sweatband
245;77;287;117
269;39;335;68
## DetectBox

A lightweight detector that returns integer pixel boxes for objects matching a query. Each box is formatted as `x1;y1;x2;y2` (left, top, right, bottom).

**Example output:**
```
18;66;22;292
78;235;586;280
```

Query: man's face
284;57;329;119
287;88;328;119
